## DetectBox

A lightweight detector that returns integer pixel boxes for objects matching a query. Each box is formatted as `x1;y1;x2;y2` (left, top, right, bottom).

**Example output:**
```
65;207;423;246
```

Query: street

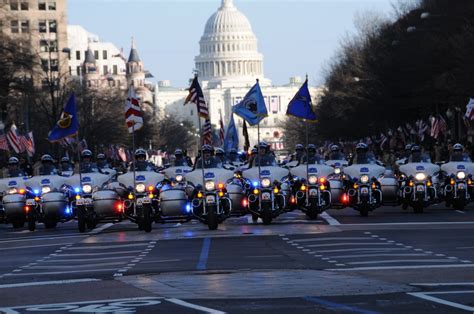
0;205;473;313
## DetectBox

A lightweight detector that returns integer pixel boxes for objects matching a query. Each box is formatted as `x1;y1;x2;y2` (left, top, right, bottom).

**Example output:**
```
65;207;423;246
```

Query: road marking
54;250;143;257
457;246;474;249
304;296;378;314
307;243;393;248
455;210;465;214
88;222;114;235
244;255;284;258
408;291;474;312
329;253;429;259
292;237;371;243
410;282;474;287
0;279;101;289
3;268;121;276
319;212;341;225
139;259;182;264
166;298;226;314
347;259;456;265
327;264;474;271
0;243;73;251
42;256;135;263
341;221;474;226
26;261;127;269
66;243;150;250
0;234;85;244
317;248;408;253
196;237;211;270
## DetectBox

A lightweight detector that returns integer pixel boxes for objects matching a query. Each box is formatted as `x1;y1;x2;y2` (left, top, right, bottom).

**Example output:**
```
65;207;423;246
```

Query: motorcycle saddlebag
2;194;26;217
92;190;121;216
379;177;399;204
329;180;345;207
160;189;188;217
42;192;68;216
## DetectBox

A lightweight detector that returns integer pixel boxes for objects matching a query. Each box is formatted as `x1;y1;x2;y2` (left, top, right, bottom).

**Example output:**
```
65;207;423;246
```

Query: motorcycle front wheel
207;205;218;230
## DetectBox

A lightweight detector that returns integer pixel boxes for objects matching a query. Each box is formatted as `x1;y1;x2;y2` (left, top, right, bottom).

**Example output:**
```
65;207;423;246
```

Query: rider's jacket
174;158;191;167
39;165;58;176
302;155;322;164
130;161;155;172
253;154;277;167
7;169;25;178
194;157;219;169
80;162;99;173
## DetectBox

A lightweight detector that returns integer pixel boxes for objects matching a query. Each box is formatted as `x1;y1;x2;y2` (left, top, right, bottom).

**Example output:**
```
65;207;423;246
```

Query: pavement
0;204;473;313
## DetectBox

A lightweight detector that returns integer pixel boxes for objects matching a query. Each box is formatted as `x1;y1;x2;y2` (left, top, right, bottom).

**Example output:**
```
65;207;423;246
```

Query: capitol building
156;0;324;151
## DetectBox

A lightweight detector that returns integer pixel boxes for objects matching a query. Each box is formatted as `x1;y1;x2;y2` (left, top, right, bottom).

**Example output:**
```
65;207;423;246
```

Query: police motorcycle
343;144;387;217
440;144;474;211
398;145;440;213
242;143;289;224
158;151;194;223
67;150;122;233
0;157;29;228
23;155;73;231
186;145;233;230
289;146;332;219
116;149;164;233
325;144;350;208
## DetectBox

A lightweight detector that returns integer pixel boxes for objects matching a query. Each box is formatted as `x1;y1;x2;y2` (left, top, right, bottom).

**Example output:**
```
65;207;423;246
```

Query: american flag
0;132;9;151
106;144;118;160
219;113;225;145
184;76;209;118
203;118;212;145
125;84;144;134
77;139;88;153
20;131;35;157
465;98;474;121
7;124;23;154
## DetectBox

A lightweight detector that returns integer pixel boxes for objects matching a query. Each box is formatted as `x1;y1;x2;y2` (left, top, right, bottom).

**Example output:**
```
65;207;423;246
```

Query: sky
68;0;395;87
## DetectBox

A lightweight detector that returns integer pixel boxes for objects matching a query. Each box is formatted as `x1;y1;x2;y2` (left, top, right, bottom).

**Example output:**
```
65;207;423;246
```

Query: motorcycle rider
228;148;239;163
252;142;277;167
96;153;110;170
195;145;219;169
408;145;426;163
302;144;322;164
19;157;33;177
130;149;156;171
38;154;58;175
79;150;99;173
328;144;345;161
6;157;25;178
450;143;469;162
215;148;226;166
350;143;371;165
290;144;305;163
59;157;74;172
174;149;192;167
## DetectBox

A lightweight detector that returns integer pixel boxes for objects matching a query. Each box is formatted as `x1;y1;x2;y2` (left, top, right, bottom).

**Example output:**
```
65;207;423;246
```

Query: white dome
195;0;270;88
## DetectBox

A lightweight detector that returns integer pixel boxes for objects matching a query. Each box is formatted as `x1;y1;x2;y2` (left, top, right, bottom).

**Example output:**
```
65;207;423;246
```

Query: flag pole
195;74;206;190
256;79;262;184
305;74;310;180
76;135;82;190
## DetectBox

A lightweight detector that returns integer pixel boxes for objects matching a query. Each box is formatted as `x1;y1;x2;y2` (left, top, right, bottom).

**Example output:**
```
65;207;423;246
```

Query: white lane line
292;237;371;243
66;243;150;250
88;222;114;235
0;234;85;244
328;253;429;259
54;250;143;257
327;264;474;271
139;259;182;264
0;278;101;289
166;298;226;314
317;248;408;253
455;210;465;214
457;246;474;249
306;242;393;248
0;243;73;251
342;221;474;226
408;291;474;312
26;262;127;269
411;282;474;287
347;259;457;265
319;212;341;225
3;268;121;276
42;256;135;263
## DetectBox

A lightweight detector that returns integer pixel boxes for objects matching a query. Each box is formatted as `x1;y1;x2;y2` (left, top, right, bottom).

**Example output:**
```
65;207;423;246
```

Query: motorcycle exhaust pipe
445;185;453;193
404;187;412;194
248;194;258;203
296;191;305;199
192;199;201;208
124;200;133;209
348;189;357;197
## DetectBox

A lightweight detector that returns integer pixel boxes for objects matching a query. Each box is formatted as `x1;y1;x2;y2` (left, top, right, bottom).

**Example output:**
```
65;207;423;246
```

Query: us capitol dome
195;0;271;88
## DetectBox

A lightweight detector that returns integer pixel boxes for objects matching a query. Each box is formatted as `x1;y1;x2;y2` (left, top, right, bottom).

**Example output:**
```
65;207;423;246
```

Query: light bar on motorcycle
261;178;271;188
415;173;426;181
360;175;369;184
136;183;146;193
205;180;215;191
308;175;318;185
41;186;51;194
82;184;92;194
457;171;466;180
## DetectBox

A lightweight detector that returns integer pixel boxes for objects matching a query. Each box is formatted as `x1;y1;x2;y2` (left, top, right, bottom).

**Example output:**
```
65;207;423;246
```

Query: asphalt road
0;204;473;313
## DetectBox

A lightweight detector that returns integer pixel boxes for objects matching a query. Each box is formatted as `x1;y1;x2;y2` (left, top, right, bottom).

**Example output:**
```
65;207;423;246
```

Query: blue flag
48;93;80;142
286;79;317;121
232;81;268;126
224;114;239;153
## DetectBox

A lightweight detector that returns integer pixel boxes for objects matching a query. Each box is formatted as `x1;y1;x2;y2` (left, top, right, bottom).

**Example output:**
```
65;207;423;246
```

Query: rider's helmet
411;145;421;153
174;148;183;156
405;144;413;151
307;144;317;152
453;143;464;152
356;143;368;152
96;153;106;160
41;154;53;163
295;144;304;151
215;148;225;156
330;144;340;152
230;148;238;155
81;149;93;159
60;156;70;163
201;144;213;153
135;149;147;159
258;141;268;149
251;147;258;154
8;157;19;165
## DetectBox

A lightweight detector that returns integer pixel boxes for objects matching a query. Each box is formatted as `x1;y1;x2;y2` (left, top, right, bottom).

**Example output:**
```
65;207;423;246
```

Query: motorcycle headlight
457;171;466;180
135;183;146;193
82;184;92;194
360;175;369;184
334;168;341;174
7;187;17;195
415;173;426;181
41;186;51;194
261;178;271;188
308;175;318;185
205;180;215;191
175;174;184;182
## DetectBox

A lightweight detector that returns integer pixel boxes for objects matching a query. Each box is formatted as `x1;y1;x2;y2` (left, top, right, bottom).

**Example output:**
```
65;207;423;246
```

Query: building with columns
155;0;323;152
